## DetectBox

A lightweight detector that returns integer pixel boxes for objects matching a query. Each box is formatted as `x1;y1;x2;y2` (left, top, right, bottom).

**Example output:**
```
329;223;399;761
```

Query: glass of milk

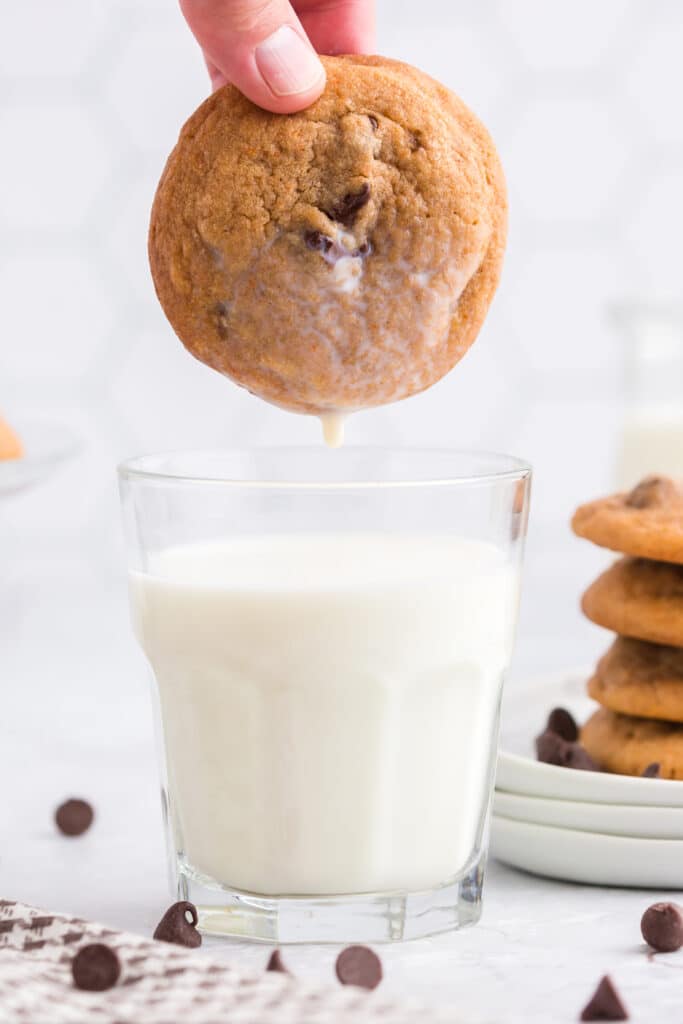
119;448;531;943
614;303;683;488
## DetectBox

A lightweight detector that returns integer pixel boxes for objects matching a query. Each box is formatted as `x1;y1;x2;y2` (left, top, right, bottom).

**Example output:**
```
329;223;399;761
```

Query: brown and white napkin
0;899;456;1023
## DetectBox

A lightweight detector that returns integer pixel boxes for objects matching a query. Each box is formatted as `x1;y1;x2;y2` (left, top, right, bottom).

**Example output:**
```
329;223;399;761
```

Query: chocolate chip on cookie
641;762;661;778
327;182;371;226
572;476;683;564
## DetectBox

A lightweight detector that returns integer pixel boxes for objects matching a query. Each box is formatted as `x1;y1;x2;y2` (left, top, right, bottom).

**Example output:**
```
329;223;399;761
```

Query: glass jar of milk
614;303;683;488
119;448;530;943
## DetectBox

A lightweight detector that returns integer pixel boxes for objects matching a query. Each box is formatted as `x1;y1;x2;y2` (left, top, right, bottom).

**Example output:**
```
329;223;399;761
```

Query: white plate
492;816;683;889
0;420;81;496
494;790;683;838
497;670;683;806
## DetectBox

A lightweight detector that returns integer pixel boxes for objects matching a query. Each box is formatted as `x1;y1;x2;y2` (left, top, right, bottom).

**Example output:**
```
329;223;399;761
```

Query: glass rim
117;446;531;491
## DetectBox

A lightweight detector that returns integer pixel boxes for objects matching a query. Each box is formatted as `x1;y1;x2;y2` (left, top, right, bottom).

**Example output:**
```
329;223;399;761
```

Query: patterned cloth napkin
0;899;456;1023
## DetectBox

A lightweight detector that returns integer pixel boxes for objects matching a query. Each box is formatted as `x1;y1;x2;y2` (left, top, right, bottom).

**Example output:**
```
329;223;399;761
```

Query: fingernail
255;25;324;97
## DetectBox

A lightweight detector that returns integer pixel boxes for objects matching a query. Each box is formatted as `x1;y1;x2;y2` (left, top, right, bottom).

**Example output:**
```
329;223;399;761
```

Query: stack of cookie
571;475;683;779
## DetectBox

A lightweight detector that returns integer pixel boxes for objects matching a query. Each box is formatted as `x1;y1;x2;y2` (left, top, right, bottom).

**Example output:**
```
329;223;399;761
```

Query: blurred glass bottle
614;303;683;488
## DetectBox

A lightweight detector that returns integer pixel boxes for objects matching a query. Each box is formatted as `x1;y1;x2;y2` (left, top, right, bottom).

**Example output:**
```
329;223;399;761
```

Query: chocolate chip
547;707;579;742
625;475;675;509
580;975;628;1021
565;744;600;772
354;241;372;258
536;731;599;772
641;902;683;952
304;230;333;254
642;762;661;778
153;901;202;948
266;950;288;973
213;301;230;340
71;943;121;992
368;114;379;130
335;946;382;990
55;799;94;837
536;729;568;766
329;183;371;226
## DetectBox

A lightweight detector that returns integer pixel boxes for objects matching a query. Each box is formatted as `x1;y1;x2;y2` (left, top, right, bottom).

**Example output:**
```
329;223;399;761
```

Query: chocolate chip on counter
266;949;289;973
642;762;661;778
55;799;94;837
580;975;628;1021
624;475;677;509
547;707;579;742
536;731;599;772
641;902;683;952
304;230;333;254
329;183;371;226
335;945;382;991
71;943;121;992
153;902;202;948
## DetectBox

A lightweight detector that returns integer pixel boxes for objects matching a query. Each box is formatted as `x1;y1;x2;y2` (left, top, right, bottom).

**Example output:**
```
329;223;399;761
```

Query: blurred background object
614;303;683;487
0;0;682;692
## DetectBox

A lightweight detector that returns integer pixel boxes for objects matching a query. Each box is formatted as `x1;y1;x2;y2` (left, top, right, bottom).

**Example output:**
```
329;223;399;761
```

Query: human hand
179;0;376;114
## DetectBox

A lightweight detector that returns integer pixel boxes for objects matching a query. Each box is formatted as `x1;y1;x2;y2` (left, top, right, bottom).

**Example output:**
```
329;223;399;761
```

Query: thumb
180;0;326;113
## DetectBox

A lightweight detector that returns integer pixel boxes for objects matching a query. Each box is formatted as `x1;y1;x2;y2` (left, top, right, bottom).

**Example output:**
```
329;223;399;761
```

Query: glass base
176;849;487;944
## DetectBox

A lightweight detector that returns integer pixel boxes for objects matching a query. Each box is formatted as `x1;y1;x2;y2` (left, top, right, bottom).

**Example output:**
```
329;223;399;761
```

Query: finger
295;0;376;55
180;0;326;113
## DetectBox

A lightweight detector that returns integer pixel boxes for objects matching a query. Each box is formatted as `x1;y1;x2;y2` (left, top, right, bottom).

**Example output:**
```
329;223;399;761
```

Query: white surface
133;536;514;895
492;817;683;890
494;790;683;839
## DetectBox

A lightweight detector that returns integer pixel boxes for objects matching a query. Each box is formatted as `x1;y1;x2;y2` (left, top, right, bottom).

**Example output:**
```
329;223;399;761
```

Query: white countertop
2;570;678;1024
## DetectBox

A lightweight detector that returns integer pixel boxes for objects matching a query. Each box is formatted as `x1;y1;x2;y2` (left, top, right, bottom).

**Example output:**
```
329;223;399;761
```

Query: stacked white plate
492;671;683;888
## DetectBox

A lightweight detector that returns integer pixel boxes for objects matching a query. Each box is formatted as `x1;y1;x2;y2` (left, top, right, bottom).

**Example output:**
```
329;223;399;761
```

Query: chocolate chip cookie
572;476;683;565
149;55;506;417
0;414;22;460
581;707;683;779
587;636;683;723
581;557;683;647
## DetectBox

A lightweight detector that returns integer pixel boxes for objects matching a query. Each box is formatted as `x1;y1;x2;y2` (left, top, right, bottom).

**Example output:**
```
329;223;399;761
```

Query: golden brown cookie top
149;55;506;417
0;415;23;460
572;475;683;564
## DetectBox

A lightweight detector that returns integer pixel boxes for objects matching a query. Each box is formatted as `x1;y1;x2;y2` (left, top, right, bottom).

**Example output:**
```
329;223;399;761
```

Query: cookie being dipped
149;56;506;435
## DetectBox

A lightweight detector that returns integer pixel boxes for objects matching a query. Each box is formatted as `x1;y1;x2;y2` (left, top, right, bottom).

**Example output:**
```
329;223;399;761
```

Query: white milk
616;408;683;489
131;534;518;897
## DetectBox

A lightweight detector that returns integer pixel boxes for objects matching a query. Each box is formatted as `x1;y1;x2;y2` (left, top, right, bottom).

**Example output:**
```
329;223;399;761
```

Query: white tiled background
1;0;682;683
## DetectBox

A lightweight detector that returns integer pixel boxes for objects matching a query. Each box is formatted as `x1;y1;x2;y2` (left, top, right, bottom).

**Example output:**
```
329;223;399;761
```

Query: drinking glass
119;447;531;943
